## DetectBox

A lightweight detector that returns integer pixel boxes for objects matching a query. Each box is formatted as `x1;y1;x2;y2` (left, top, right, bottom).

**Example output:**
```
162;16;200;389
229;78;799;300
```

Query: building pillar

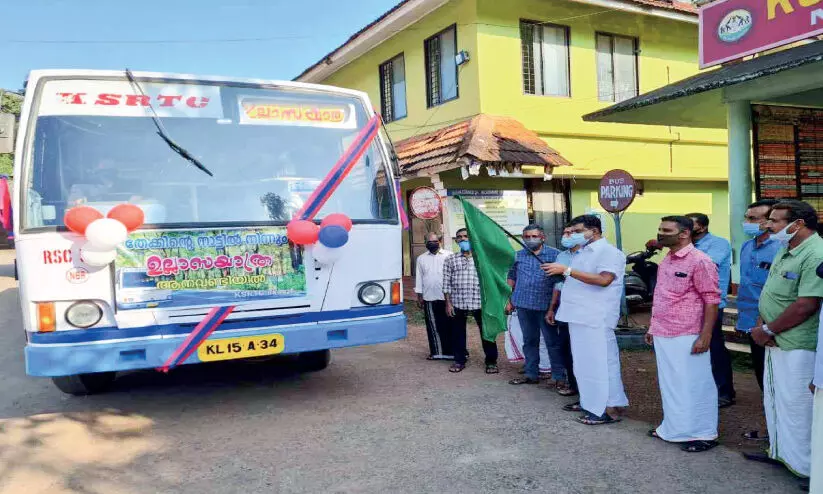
727;100;753;283
430;173;450;241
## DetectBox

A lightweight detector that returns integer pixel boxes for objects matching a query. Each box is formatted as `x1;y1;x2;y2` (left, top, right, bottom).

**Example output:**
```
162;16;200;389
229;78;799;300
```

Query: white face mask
770;221;798;245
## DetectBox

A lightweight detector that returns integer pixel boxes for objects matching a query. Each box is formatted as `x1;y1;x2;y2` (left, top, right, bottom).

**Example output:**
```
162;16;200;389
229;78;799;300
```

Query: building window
520;21;570;97
424;25;458;107
595;33;639;103
379;53;407;122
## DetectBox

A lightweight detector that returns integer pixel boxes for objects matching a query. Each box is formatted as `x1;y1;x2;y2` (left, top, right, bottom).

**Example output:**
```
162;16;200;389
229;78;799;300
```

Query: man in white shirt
415;232;454;360
544;214;629;425
809;262;823;493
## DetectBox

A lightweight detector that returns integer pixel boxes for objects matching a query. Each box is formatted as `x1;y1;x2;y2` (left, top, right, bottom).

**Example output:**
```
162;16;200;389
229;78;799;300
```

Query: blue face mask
560;236;577;249
458;240;471;252
568;232;589;247
742;222;763;237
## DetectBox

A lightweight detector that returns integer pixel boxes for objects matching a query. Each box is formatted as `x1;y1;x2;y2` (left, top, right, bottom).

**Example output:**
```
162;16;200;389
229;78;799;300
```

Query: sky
0;0;402;90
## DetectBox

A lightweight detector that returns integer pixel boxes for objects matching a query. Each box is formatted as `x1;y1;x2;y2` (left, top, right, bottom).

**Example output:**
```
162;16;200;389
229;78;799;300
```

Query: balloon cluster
64;204;145;267
287;213;352;266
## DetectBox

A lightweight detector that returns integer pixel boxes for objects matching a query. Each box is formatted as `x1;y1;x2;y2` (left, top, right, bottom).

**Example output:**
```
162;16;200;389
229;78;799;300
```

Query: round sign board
409;187;442;220
598;169;637;213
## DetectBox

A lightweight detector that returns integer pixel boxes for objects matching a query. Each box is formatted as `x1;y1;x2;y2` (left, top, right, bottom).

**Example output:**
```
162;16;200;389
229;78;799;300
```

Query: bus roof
24;69;371;104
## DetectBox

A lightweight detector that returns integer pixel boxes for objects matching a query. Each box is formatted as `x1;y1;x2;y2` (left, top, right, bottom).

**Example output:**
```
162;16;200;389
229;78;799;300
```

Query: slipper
718;396;736;408
562;402;582;412
648;429;661;440
742;430;768;441
556;382;578;396
485;364;499;374
681;440;718;453
576;413;620;426
508;377;539;385
449;363;465;373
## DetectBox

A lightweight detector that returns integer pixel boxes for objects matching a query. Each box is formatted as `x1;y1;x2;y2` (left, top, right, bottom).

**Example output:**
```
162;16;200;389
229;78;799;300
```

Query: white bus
13;70;405;394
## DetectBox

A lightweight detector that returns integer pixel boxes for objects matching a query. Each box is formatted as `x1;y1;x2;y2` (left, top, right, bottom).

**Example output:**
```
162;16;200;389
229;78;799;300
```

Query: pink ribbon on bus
295;114;380;221
157;305;235;372
396;180;409;230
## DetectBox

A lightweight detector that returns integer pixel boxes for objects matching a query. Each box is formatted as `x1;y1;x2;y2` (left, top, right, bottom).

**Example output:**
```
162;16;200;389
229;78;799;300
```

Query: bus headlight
65;301;103;329
358;283;386;306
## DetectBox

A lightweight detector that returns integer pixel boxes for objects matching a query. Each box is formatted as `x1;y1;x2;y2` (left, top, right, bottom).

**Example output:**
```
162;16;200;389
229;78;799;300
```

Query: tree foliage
1;92;22;116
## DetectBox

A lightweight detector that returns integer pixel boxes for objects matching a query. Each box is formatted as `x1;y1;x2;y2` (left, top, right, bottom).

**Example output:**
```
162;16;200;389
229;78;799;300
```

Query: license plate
198;334;284;362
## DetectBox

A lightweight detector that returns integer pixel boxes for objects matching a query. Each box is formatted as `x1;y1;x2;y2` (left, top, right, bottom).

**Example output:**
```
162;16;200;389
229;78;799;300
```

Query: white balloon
80;243;117;267
85;218;128;249
310;243;344;266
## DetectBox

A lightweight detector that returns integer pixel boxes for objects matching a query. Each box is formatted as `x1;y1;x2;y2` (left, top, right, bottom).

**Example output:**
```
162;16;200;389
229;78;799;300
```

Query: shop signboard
700;0;823;68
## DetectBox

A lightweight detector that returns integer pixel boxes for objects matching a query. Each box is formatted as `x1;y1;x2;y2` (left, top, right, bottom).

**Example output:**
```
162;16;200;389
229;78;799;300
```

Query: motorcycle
625;240;660;307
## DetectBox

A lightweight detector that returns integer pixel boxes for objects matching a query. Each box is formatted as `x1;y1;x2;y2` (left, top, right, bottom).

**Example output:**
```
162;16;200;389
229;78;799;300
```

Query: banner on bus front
114;227;306;310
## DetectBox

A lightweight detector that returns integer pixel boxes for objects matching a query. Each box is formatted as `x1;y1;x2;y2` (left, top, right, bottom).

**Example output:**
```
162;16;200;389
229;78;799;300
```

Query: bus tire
52;372;117;396
297;350;330;372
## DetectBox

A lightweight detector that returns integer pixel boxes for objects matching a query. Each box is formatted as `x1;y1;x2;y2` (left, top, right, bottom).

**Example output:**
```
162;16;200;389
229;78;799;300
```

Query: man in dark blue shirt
506;224;567;389
736;199;781;440
688;212;735;408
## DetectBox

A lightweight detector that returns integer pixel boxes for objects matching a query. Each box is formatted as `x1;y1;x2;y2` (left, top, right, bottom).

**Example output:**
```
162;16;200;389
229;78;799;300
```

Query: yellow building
296;0;728;276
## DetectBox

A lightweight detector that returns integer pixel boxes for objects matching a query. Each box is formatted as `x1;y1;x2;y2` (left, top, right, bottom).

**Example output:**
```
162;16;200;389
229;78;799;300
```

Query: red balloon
64;206;103;235
287;220;320;245
320;213;352;232
107;204;145;232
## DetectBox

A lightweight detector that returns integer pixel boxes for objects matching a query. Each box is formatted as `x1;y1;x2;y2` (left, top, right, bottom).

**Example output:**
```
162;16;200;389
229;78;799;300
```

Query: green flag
459;197;516;342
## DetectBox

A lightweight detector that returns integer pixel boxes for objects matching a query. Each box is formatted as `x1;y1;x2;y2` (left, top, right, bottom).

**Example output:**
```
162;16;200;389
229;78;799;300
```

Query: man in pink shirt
646;216;721;453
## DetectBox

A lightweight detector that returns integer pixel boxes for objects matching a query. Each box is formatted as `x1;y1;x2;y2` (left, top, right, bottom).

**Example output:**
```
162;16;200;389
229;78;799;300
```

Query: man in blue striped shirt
688;212;735;408
506;224;567;389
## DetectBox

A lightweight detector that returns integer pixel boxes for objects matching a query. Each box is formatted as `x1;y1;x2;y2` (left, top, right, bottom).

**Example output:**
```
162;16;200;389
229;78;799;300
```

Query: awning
395;114;572;180
583;41;823;129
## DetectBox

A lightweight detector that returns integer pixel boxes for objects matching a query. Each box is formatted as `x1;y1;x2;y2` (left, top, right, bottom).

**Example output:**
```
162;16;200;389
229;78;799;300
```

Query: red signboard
700;0;823;68
598;169;637;213
409;187;442;220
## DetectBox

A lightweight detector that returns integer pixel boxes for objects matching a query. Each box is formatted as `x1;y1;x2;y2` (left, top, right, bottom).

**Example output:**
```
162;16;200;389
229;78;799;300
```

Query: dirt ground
405;304;769;454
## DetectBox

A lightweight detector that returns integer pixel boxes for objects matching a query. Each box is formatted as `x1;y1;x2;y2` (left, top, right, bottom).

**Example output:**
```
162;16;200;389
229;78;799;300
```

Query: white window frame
520;21;571;98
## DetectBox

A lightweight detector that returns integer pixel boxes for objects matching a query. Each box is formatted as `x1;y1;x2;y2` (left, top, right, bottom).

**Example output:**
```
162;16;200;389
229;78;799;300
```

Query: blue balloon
318;225;349;248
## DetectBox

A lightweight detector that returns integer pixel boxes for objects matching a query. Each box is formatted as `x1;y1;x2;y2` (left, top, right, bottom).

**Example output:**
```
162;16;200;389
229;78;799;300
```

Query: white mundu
764;345;815;477
557;238;628;416
654;334;718;442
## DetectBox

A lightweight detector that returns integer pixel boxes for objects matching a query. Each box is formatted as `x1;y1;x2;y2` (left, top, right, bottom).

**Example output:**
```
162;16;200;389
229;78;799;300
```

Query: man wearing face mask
744;200;823;481
646;216;721;453
414;232;454;361
542;215;629;425
736;199;781;441
687;212;735;409
505;224;567;388
443;228;499;374
546;225;581;397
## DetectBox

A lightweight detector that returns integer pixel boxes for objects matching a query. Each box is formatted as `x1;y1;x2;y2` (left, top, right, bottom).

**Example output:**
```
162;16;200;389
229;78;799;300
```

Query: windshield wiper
125;68;213;177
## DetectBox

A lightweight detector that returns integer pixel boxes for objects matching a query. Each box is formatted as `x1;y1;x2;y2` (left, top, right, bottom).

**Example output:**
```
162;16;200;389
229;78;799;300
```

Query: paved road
0;250;797;493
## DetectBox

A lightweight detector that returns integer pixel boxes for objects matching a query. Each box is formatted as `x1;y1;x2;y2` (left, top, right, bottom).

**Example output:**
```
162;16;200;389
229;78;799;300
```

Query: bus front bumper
25;313;407;377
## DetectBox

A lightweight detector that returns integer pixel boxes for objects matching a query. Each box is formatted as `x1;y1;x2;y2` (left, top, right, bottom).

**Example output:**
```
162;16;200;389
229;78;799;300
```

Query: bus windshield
23;78;397;229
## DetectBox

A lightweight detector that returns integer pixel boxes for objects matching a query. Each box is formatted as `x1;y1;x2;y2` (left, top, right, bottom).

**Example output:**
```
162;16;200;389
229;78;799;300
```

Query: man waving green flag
458;197;516;342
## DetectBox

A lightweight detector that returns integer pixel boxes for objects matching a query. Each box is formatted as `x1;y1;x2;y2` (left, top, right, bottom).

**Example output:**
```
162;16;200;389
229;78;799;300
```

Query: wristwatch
762;324;776;337
563;266;572;278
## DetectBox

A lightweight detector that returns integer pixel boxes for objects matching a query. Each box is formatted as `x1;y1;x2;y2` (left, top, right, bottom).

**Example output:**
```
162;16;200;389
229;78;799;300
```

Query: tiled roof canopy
395;114;572;178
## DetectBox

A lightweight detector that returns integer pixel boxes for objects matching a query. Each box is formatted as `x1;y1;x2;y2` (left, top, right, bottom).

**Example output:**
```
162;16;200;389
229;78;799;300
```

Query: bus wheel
297;350;331;372
52;372;117;396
